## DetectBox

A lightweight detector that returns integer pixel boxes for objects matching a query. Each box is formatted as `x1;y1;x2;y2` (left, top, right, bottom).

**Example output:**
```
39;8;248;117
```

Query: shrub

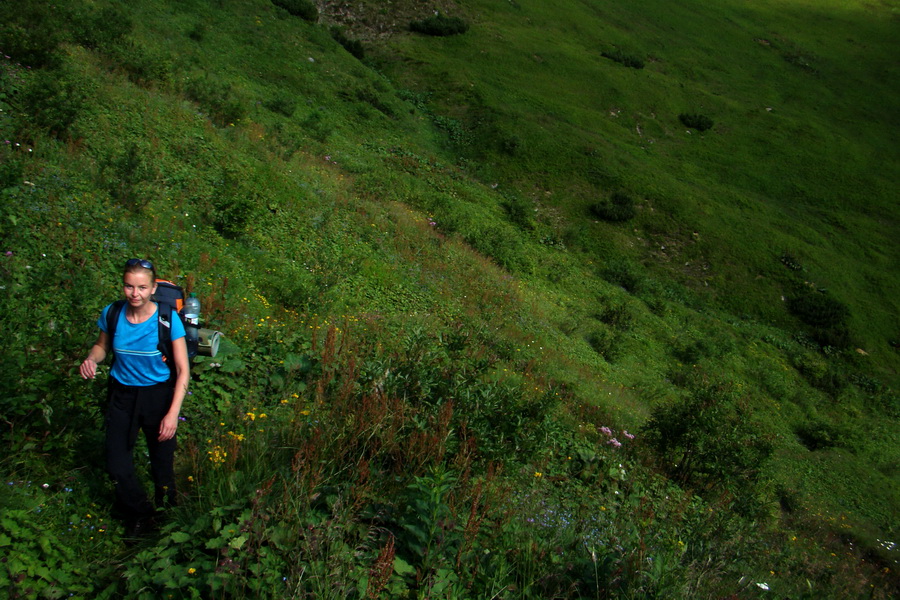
263;92;297;117
591;191;636;222
432;114;470;145
679;113;714;132
502;193;535;230
209;167;262;238
500;135;521;156
585;324;620;361
103;140;163;210
0;2;62;68
109;40;171;85
787;288;849;330
0;156;23;189
19;66;95;137
642;378;774;514
68;4;132;50
794;419;845;451
330;26;365;60
271;0;318;22
187;22;206;42
468;224;532;272
184;75;244;126
601;48;644;69
602;259;642;293
409;14;469;37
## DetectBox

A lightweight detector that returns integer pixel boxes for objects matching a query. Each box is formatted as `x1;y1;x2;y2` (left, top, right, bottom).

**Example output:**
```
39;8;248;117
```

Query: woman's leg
140;383;177;510
105;382;154;521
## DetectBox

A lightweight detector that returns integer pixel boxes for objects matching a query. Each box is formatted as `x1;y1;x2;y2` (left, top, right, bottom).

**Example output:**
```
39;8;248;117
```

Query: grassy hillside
0;0;897;598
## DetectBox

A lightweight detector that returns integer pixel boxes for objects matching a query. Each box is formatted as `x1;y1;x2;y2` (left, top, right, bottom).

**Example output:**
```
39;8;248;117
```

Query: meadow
0;0;898;597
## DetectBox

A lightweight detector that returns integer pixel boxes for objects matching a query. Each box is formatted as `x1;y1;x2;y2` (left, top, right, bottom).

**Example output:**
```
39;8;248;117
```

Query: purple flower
622;430;635;440
600;426;613;437
5;251;12;256
607;438;622;448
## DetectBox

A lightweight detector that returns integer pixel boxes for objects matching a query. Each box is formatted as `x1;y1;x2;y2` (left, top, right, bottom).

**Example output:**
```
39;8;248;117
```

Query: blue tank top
98;303;185;386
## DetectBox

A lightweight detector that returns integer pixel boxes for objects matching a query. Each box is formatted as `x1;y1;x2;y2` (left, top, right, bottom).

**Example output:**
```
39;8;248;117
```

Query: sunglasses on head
126;258;154;270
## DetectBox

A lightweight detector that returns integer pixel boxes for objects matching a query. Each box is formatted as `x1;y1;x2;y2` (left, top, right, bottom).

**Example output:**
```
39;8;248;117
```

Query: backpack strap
157;308;177;384
106;300;127;368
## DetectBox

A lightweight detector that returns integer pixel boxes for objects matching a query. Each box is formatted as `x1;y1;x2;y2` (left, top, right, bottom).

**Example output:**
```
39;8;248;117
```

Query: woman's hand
159;411;179;442
79;358;98;379
80;331;110;379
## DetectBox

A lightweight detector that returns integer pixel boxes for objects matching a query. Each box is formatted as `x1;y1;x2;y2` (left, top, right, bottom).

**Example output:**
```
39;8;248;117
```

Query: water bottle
183;293;200;358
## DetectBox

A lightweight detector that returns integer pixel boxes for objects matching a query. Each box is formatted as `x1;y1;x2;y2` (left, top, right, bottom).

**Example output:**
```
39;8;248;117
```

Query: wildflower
187;476;194;482
245;412;256;421
534;472;542;478
208;445;227;464
259;413;267;419
607;438;622;448
622;430;635;440
599;426;613;437
188;567;196;575
756;582;770;591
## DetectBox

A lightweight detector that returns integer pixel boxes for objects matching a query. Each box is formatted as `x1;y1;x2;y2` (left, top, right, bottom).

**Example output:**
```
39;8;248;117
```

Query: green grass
1;0;898;597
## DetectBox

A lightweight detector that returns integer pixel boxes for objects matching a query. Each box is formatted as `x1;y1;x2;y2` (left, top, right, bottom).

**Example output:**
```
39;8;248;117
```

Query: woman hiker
80;258;189;536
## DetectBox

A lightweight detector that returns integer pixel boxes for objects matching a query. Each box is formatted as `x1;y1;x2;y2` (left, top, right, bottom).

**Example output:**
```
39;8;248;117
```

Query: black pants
106;379;177;521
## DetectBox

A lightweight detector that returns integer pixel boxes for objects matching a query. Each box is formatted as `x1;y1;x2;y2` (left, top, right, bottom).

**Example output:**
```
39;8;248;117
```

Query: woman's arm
80;331;111;379
158;336;189;442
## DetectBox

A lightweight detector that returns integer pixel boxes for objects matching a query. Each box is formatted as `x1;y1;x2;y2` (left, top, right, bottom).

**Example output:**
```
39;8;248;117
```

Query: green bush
410;14;469;37
330;26;365;60
502;193;535;230
585;323;620;361
591;191;636;222
0;156;23;189
601;48;644;69
787;288;849;330
679;113;714;132
102;140;163;210
794;418;845;451
596;300;634;331
642;378;773;514
263;92;297;117
109;40;171;85
68;3;132;50
184;75;244;126
209;167;262;238
0;2;62;68
432;114;470;145
187;21;206;42
271;0;318;22
19;66;94;137
468;224;532;273
602;259;642;293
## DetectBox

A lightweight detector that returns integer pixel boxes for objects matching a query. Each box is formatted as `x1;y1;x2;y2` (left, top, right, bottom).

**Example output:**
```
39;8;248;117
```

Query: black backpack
106;280;194;381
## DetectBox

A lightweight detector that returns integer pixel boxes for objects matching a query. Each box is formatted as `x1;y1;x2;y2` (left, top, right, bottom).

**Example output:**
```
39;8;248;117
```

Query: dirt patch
315;0;466;40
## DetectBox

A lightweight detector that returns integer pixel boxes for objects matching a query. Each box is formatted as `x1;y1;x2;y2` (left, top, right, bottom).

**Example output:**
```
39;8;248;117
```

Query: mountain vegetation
1;0;897;597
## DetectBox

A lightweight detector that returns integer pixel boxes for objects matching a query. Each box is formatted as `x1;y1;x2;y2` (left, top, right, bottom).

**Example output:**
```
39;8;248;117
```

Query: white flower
756;582;770;591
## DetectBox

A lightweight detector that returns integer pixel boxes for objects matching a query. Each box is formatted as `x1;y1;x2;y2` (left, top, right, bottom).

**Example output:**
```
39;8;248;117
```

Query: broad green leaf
393;557;415;576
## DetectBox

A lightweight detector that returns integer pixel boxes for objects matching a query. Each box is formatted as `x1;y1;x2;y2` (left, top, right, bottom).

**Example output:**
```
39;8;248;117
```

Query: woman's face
123;270;157;310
